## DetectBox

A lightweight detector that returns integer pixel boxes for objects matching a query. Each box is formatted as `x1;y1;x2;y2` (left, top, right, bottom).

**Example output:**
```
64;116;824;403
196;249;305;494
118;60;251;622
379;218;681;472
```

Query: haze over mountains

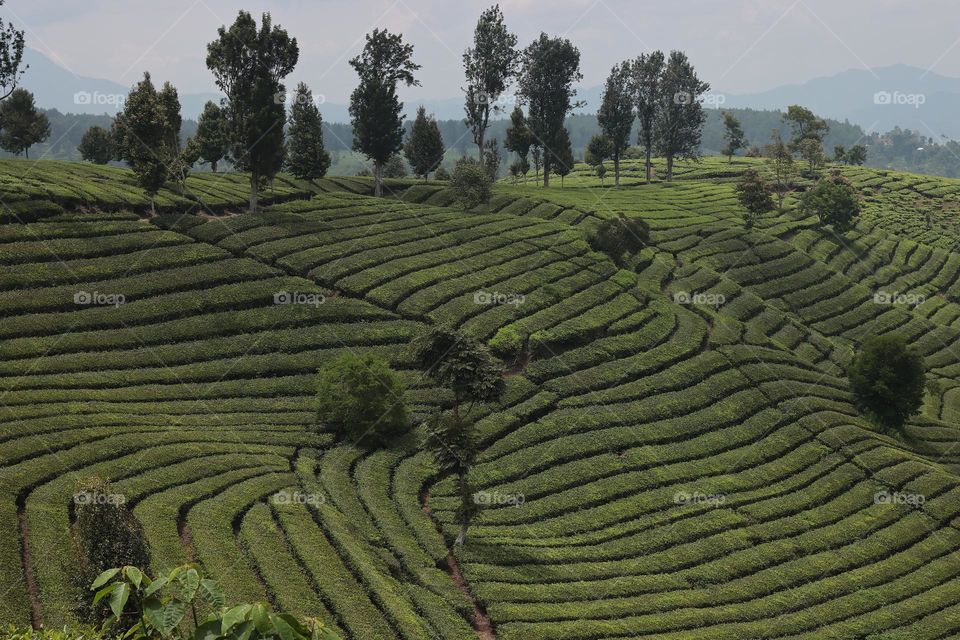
22;47;960;140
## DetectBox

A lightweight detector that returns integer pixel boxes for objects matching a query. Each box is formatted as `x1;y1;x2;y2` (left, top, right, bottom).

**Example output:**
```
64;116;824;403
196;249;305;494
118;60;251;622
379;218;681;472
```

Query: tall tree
631;50;664;183
286;82;331;180
0;88;49;157
207;11;298;212
113;73;169;213
765;129;795;210
504;105;532;177
783;104;829;150
157;81;188;191
463;4;519;161
517;33;582;187
78;125;113;164
655;50;709;181
0;1;25;101
553;127;574;187
597;61;633;186
847;144;867;166
734;168;774;228
349;29;420;197
194;100;229;172
721;111;746;162
405;106;445;181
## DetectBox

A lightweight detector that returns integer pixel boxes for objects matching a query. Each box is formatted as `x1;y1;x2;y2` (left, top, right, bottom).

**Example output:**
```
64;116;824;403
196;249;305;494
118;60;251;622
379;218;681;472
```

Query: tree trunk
211;160;218;173
645;143;652;183
666;155;674;182
614;155;621;187
249;170;259;213
24;148;28;159
543;157;550;188
455;471;470;546
374;161;383;197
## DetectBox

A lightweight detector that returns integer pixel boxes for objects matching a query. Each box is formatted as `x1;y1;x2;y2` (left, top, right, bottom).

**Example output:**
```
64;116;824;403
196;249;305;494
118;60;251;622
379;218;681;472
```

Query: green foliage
286;83;331;180
632;50;665;183
765;129;796;209
847;143;867;166
799;169;861;233
349;29;420;197
450;157;491;209
90;565;339;640
585;134;612;167
78;126;113;165
0;626;102;640
207;11;298;211
489;326;524;357
797;137;826;174
0;88;50;157
0;0;25;100
504;105;532;168
403;106;444;180
849;334;926;431
588;214;650;267
734;168;774;228
655;50;710;180
552;127;574;186
382;154;408;178
783;104;829;149
193;101;229;172
597;61;633;185
721;111;746;161
433;165;450;181
316;352;408;447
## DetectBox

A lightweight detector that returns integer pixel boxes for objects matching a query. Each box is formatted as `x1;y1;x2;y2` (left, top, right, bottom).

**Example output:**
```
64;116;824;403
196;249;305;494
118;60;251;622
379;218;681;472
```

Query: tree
0;88;49;157
585;134;612;184
194;101;229;172
517;33;582;187
797;137;826;174
0;1;25;101
73;476;151;623
482;137;501;181
597;61;633;186
849;333;925;431
113;73;170;213
553;128;574;187
157;81;189;191
734;168;774;228
588;215;650;267
286;82;331;180
78;126;113;164
655;51;709;181
450;157;491;209
316;352;408;447
632;51;665;183
765;129;796;210
463;4;519;161
847;144;868;166
833;144;847;164
504;105;532;177
799;169;861;233
349;29;420;197
783;104;829;150
721;111;746;162
413;326;505;545
207;11;298;212
404;105;445;180
383;154;408;178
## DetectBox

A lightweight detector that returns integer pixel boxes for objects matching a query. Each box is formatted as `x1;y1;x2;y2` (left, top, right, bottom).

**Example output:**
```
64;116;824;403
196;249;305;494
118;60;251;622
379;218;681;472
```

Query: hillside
4;157;960;639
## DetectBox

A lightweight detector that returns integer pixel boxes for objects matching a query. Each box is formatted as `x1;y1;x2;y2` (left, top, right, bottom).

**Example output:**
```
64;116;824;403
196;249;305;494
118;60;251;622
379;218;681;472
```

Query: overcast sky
4;0;960;102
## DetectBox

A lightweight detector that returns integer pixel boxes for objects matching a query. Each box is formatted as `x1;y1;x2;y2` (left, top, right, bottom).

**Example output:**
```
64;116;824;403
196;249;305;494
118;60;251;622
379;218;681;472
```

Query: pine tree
194;101;229;172
404;106;445;181
286;83;331;180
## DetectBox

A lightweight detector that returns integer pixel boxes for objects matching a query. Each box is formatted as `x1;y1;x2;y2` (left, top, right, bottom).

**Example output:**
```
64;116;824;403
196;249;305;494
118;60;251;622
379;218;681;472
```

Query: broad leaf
144;575;169;598
124;566;144;589
91;568;120;590
221;604;252;634
198;578;224;608
179;568;200;602
251;604;271;634
270;613;297;640
193;619;222;640
92;583;117;605
108;582;130;619
162;601;187;635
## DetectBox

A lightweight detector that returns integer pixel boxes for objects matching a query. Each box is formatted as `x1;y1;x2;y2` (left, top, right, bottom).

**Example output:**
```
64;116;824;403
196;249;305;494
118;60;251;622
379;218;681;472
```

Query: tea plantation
4;156;960;639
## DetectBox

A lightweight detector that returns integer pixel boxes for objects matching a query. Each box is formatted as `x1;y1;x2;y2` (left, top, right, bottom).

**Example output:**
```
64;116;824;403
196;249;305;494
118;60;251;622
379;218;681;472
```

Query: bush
433;166;450;181
316;352;408;447
849;334;926;431
0;627;102;640
734;168;774;228
489;326;524;357
588;215;650;267
450;158;491;210
800;169;861;233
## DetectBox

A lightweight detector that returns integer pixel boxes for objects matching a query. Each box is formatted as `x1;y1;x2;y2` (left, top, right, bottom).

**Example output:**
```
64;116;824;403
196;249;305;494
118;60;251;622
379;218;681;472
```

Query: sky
4;0;960;103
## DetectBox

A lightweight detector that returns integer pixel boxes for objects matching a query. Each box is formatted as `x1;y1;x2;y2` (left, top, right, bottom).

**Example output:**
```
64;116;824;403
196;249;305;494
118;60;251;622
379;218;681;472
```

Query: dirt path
421;490;496;640
177;516;197;563
17;507;43;629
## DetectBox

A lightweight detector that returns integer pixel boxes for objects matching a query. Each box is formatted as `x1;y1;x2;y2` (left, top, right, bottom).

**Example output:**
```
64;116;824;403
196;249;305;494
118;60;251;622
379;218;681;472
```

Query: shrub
588;215;650;267
450;158;491;210
316;352;408;447
734;168;774;228
849;334;926;431
0;627;102;640
800;169;861;233
433;166;450;181
489;326;524;357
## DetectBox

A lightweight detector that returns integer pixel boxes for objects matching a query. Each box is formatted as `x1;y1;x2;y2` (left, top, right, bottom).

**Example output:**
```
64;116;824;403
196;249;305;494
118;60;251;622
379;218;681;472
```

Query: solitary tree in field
405;106;445;181
451;157;492;209
589;214;650;267
586;133;612;184
597;61;633;186
765;129;796;210
799;169;861;233
734;168;774;228
722;111;747;163
655;51;709;181
113;73;171;213
0;1;25;101
632;50;665;183
517;34;582;187
797;137;826;174
194;101;230;172
350;29;420;197
78;126;113;164
847;144;867;166
833;144;847;164
207;11;298;211
849;333;926;431
553;127;574;187
0;88;49;157
504;105;532;179
463;5;519;161
286;83;331;180
413;326;505;545
783;104;829;151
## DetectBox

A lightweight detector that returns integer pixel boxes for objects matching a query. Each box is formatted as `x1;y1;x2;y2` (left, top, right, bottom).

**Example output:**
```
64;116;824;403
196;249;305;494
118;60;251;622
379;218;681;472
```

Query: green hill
4;156;960;639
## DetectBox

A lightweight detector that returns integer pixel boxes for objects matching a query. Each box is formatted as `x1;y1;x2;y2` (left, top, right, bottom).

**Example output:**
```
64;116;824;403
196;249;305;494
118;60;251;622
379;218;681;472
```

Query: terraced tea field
5;156;960;639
